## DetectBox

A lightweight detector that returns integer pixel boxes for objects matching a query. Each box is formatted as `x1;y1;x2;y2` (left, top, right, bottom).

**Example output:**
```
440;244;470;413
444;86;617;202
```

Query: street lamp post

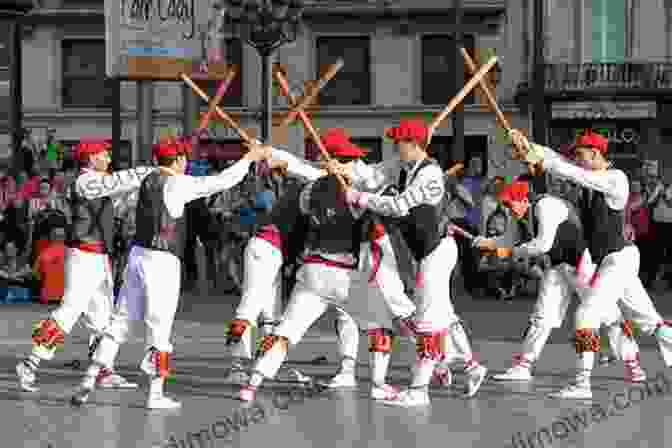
1;0;35;171
220;0;305;144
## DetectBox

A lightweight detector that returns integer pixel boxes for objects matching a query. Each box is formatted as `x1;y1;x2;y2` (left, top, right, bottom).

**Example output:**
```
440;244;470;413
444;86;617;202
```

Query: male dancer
342;119;488;406
71;138;273;409
509;129;672;399
17;138;153;392
239;129;416;403
475;177;645;384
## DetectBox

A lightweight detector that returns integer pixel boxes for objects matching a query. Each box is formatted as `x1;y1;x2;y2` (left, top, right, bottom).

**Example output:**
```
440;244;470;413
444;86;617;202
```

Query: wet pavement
1;293;671;448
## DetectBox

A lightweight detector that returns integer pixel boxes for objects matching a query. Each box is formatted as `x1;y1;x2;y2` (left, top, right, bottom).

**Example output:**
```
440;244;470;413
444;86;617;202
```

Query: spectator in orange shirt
33;227;66;304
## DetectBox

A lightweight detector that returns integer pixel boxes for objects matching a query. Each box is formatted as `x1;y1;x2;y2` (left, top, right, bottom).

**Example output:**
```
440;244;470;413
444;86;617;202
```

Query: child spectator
33;227;66;304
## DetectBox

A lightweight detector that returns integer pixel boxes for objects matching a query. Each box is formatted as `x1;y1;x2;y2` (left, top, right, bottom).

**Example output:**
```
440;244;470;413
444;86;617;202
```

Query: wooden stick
280;58;345;127
198;67;238;131
274;71;348;190
460;48;510;130
429;56;499;134
181;73;253;144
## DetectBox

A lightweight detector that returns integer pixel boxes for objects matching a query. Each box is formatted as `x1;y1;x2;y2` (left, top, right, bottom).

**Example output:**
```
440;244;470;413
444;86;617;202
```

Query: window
591;0;625;62
422;34;476;106
316;36;371;106
426;135;487;173
62;40;114;108
0;22;9;69
427;136;453;170
195;39;243;107
351;137;382;163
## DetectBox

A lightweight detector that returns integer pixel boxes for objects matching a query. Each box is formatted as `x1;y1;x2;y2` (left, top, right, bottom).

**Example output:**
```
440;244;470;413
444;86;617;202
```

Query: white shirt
540;146;629;211
512;195;570;259
76;166;156;209
349;158;445;217
162;159;252;219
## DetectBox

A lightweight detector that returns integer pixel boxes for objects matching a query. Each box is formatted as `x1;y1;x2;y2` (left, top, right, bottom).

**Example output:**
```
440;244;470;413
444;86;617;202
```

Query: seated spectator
0;166;18;212
33;227;66;304
1;197;29;256
478;209;523;300
0;240;33;287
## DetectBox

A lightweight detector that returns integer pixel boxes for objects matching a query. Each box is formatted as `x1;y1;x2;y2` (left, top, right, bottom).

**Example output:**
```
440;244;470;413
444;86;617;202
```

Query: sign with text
104;0;230;80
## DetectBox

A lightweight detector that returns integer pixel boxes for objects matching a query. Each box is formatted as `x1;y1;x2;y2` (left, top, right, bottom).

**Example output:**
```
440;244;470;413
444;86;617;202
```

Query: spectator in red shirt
0;167;18;212
33;227;66;304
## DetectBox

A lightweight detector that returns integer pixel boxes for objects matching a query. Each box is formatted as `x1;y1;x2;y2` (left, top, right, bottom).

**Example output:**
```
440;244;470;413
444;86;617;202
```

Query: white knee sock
518;321;553;367
575;352;595;387
149;376;164;399
448;321;480;371
606;322;639;361
252;345;288;381
370;352;391;387
654;322;672;366
230;325;254;361
92;336;121;370
336;312;359;363
410;357;437;390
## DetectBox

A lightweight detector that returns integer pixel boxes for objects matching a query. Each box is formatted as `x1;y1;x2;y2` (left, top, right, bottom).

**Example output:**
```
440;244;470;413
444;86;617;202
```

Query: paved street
1;290;671;448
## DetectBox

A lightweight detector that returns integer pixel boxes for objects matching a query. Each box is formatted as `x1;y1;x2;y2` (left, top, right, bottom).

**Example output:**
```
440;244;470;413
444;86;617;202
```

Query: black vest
302;175;362;260
579;187;629;264
396;159;444;262
67;173;115;254
531;195;586;267
134;171;188;259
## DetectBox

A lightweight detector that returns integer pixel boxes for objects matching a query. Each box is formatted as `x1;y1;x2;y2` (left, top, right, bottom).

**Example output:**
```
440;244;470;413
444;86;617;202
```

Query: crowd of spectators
1;131;670;306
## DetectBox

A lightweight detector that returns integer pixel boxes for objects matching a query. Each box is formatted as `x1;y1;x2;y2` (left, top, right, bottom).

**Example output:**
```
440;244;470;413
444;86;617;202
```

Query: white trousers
274;259;415;345
533;263;621;329
234;237;283;324
106;246;182;353
576;245;662;332
414;237;460;333
51;248;114;335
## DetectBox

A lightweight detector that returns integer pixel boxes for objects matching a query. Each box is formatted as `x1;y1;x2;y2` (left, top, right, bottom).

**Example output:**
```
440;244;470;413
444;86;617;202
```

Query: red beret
498;180;530;204
386;119;429;146
74;139;111;161
575;131;608;154
152;137;193;159
321;128;367;158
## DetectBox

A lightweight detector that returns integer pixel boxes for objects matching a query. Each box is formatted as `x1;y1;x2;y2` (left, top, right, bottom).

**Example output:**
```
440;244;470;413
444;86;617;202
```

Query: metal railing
544;62;672;90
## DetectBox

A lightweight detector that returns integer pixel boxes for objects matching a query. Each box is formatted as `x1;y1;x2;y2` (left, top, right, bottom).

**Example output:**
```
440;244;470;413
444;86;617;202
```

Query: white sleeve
354;164;444;217
162;159;252;218
76;167;156;200
539;146;629;209
269;147;323;181
351;158;399;192
512;196;569;258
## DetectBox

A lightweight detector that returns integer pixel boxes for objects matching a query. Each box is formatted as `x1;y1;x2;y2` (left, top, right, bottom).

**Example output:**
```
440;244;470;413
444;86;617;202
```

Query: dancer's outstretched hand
509;129;530;161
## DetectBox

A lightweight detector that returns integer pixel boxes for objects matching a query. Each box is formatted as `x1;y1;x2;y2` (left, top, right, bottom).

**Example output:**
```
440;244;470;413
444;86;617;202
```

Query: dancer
475;176;645;384
17;138;153;392
342;119;488;406
239;129;415;403
223;160;320;385
509;129;672;399
71;138;273;409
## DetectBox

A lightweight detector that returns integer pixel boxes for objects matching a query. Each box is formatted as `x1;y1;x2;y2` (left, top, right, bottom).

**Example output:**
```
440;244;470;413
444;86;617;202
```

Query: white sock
149;376;164;399
338;357;356;376
370;352;391;387
82;363;102;389
253;345;288;380
410;357;437;390
92;337;121;370
231;325;253;360
575;352;595;387
336;311;359;362
520;321;553;363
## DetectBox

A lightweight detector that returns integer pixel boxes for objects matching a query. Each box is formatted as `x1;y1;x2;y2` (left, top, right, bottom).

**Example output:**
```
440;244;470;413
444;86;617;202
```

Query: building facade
0;0;533;176
517;0;672;178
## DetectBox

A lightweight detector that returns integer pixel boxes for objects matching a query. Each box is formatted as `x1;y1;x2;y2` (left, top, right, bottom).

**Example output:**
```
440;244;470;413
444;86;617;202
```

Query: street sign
104;0;230;80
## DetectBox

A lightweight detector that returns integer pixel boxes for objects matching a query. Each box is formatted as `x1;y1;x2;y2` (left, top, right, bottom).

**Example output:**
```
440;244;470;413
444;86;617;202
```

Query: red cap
386;119;429;146
152;137;193;159
574;131;608;154
321;128;368;158
74;139;111;161
498;180;529;204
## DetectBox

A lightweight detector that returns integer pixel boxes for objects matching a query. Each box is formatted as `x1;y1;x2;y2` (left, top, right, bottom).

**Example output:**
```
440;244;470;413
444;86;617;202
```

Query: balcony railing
544;62;672;91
